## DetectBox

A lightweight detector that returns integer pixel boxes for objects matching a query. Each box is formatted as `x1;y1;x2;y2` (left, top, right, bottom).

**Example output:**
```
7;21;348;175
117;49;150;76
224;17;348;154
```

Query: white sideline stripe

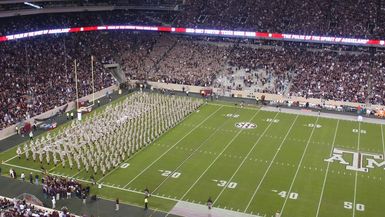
352;122;361;217
179;109;262;201
2;161;179;202
280;116;320;215
122;105;224;188
244;115;299;212
2;162;168;213
315;120;340;217
208;102;260;111
2;162;41;173
152;106;241;193
96;103;216;183
4;153;22;163
213;112;280;205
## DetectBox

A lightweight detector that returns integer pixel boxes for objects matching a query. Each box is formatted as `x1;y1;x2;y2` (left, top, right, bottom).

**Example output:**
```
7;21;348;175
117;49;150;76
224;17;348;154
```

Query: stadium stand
1;30;385;129
0;196;78;217
0;2;385;129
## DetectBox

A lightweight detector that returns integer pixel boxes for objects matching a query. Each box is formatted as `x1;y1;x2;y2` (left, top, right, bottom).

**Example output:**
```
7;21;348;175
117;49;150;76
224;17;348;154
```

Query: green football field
1;97;385;217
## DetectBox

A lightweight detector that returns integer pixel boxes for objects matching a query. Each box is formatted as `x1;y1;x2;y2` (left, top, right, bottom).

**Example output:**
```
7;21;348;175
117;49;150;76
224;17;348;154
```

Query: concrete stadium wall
147;81;385;110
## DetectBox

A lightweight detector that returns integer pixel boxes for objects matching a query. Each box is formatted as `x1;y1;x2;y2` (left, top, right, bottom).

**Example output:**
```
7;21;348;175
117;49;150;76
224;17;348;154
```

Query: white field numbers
266;118;280;123
352;129;366;134
306;123;322;128
344;202;365;211
159;170;181;178
120;163;130;168
278;191;299;200
226;114;240;118
213;180;238;189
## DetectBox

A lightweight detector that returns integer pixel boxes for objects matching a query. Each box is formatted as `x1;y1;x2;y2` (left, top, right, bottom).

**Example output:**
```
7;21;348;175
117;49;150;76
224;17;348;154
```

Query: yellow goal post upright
73;56;96;121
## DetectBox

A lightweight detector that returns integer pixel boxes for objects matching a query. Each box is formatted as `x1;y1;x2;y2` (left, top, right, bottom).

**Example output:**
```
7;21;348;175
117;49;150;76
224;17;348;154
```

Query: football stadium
0;1;385;217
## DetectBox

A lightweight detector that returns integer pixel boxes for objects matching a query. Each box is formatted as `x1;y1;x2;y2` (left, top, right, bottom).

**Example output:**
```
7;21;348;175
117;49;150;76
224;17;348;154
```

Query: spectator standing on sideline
29;130;33;140
144;197;148;210
35;174;39;185
207;197;213;210
115;198;119;211
29;172;33;183
52;197;56;209
82;192;86;204
20;173;25;181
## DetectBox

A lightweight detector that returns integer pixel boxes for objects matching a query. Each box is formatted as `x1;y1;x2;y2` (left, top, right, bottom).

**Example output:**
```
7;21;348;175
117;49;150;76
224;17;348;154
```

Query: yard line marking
179;109;263;201
315;120;340;217
352;122;361;217
280;116;319;215
122;106;225;188
97;105;223;183
151;106;242;193
70;168;85;179
4;153;22;163
213;112;280;204
244;115;299;212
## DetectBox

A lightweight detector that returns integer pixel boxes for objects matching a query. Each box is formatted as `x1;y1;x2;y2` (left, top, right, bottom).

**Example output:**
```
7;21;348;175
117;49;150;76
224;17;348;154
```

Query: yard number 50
344;202;365;211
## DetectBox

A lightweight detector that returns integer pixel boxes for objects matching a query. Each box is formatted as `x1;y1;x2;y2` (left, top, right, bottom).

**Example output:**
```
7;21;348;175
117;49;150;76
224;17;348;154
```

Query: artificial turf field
1;97;385;217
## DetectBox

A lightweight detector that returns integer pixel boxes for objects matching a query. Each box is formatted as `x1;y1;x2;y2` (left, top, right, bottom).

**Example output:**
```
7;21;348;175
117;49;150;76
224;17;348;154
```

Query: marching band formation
17;93;202;174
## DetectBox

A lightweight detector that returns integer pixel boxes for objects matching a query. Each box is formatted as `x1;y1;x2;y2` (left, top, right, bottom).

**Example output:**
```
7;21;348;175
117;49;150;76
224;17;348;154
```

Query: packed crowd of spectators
0;197;75;217
174;0;383;38
1;6;385;129
0;31;125;129
42;175;86;201
368;51;385;105
2;30;385;129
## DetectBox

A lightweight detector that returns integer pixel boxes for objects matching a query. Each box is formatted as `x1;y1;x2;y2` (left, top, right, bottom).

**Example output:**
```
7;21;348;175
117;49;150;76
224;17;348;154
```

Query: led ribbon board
1;25;384;47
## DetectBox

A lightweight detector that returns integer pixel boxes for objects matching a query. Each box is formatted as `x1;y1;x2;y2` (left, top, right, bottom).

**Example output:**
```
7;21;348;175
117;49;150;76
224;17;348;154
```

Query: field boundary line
2;162;42;173
2;161;180;203
315;120;340;217
4;154;22;163
208;102;260;111
352;122;361;217
244;114;299;212
96;103;221;183
121;105;225;188
179;109;263;201
280;116;320;215
213;112;280;204
151;107;241;193
0;166;172;214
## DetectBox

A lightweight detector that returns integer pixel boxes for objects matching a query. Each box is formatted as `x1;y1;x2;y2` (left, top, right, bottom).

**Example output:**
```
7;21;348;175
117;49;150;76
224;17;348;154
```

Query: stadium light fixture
24;2;43;9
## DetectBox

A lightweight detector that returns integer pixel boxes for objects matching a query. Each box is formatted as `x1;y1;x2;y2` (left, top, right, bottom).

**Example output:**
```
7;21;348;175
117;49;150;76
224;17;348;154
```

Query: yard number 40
278;191;298;200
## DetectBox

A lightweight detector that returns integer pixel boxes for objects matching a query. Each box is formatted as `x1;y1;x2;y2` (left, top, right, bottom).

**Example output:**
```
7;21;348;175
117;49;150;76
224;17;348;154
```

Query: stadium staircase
103;63;127;84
